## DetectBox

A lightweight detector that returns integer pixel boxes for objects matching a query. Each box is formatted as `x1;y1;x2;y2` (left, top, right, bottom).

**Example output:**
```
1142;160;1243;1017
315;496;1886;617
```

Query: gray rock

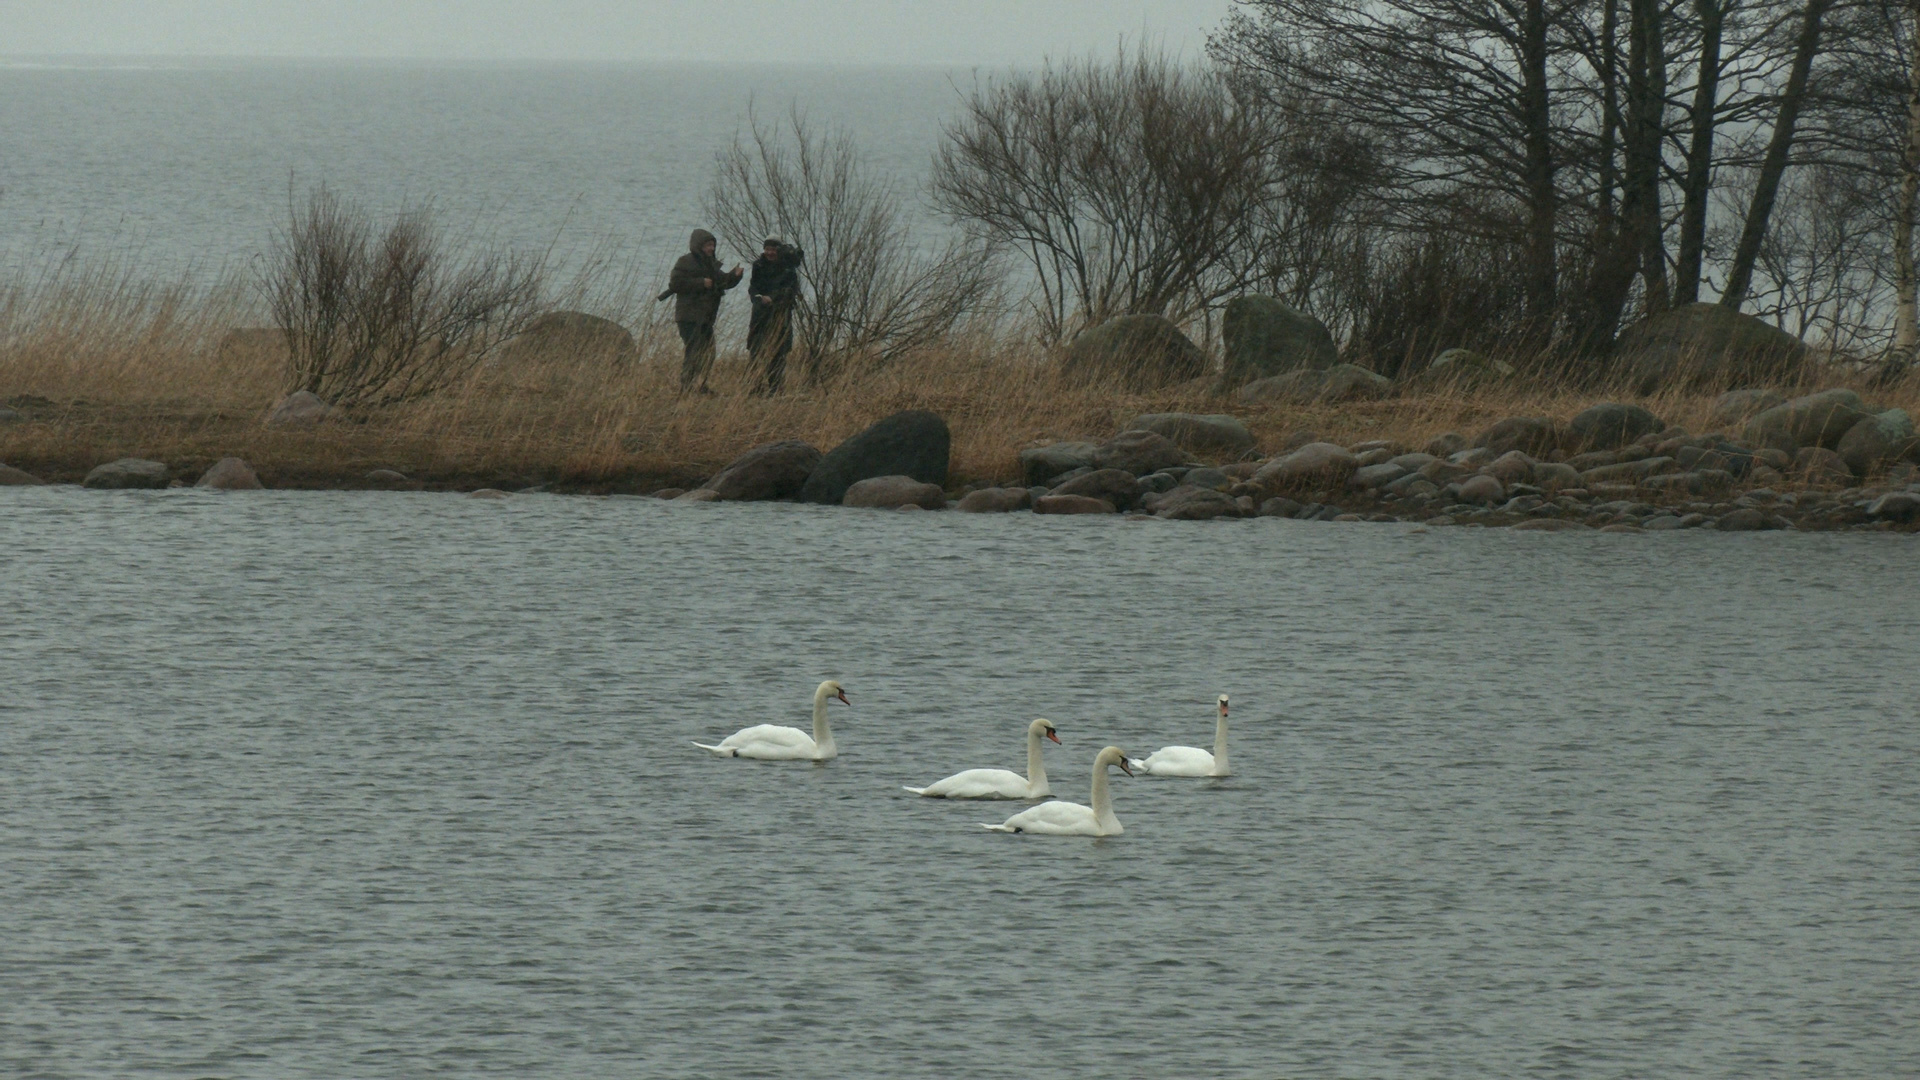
1423;432;1469;458
1643;514;1684;530
1258;496;1303;517
1616;301;1808;392
1353;447;1396;467
843;474;946;510
672;488;720;502
1579;457;1681;485
1532;462;1581;490
1709;389;1788;428
495;310;637;367
363;468;419;490
195;457;263;490
1091;430;1192;476
1794;446;1853;487
1450;446;1500;468
1835;409;1917;477
1050;468;1142;510
1457;474;1506;505
1019;441;1100;487
0;462;45;485
1138;471;1179;493
1146;486;1249;520
469;488;511;499
956;487;1031;513
1744;389;1873;452
1483;450;1535;485
1567;402;1663;451
1716;507;1769;531
1641;469;1734;496
1474;416;1559;457
1033;493;1116;515
708;439;822;501
1235;363;1392;405
1384;473;1440;499
1390;452;1440;472
801;410;949;504
1178;467;1233;491
1252;442;1359;494
83;458;169;489
1126;413;1255;457
1867;491;1920;522
264;390;331;429
1061;315;1208;390
1352;463;1408;489
1221;295;1337;383
1405;348;1515;390
1511;518;1591;532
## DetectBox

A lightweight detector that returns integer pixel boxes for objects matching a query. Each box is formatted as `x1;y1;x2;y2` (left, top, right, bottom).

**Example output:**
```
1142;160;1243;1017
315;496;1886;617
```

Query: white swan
904;718;1060;799
982;746;1131;836
693;680;849;760
1129;694;1230;777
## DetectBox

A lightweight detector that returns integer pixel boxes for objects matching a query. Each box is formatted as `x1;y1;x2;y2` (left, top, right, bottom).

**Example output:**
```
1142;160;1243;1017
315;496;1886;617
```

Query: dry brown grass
5;269;1918;490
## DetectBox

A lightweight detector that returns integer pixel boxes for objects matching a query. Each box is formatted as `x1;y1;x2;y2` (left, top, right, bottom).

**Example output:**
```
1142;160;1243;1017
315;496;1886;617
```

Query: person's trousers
678;321;716;391
747;305;794;392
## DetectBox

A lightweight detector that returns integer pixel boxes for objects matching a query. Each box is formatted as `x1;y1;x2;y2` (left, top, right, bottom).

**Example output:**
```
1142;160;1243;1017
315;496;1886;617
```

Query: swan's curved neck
1212;712;1229;775
1025;728;1048;790
1090;760;1117;831
811;689;835;753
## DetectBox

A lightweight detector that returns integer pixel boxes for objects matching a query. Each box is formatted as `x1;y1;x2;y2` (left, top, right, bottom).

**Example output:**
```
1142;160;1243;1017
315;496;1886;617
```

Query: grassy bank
3;273;1917;492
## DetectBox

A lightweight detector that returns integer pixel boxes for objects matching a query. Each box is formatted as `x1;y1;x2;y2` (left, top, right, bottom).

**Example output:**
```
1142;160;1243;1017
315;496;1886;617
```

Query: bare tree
706;106;998;383
265;186;544;407
931;46;1275;341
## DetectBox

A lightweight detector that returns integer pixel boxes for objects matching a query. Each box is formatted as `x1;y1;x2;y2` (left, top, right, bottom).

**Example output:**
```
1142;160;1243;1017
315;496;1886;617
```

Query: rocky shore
6;385;1919;534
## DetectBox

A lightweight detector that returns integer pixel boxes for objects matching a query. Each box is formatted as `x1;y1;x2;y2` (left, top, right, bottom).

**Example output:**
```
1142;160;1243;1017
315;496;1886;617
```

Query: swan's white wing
707;724;818;760
983;799;1100;835
909;768;1030;799
1137;745;1214;776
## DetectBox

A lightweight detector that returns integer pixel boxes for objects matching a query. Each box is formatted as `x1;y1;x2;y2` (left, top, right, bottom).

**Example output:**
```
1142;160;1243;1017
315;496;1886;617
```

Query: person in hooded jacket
746;238;804;393
665;228;743;394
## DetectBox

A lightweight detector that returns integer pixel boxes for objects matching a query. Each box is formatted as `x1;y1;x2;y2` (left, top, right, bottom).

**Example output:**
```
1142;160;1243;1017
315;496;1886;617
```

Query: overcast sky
0;1;1240;66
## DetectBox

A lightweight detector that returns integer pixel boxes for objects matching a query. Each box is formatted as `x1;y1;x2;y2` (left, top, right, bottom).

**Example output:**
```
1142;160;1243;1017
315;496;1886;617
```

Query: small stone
264;390;331;429
1474;416;1559;457
843;475;947;510
469;488;511;499
1050;468;1142;510
1483;450;1535;485
1019;442;1100;487
1457;474;1506;505
195;457;263;490
673;488;720;502
1567;403;1663;451
1511;518;1591;532
1033;494;1116;515
1599;523;1645;533
1423;432;1469;458
1252;442;1359;494
652;487;687;499
1716;507;1768;531
1794;446;1852;488
1867;491;1920;522
1643;514;1683;530
1258;496;1303;517
1352;463;1408;489
83;458;169;489
0;462;45;485
956;487;1031;513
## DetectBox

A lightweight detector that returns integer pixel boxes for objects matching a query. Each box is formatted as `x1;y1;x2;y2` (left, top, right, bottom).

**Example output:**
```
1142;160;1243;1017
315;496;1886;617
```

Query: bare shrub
932;46;1277;342
705;106;999;385
266;186;545;408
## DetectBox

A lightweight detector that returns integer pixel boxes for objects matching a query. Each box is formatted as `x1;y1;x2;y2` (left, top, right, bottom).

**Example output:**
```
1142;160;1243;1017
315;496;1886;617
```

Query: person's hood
689;228;716;256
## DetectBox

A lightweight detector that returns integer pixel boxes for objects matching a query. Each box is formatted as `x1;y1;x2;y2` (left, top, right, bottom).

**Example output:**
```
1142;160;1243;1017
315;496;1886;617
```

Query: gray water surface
3;489;1917;1078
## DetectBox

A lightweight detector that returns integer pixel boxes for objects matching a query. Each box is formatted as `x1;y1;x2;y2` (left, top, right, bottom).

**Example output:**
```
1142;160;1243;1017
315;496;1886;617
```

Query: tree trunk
1628;0;1671;313
1521;0;1559;326
1674;0;1726;304
1720;0;1837;310
1896;0;1920;353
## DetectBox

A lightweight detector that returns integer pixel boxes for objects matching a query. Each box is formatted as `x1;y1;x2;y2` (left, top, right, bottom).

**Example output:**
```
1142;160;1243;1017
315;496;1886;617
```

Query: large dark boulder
1050;468;1143;511
496;310;637;366
1019;441;1100;487
0;462;45;485
1616;302;1808;393
1743;388;1873;452
801;410;950;504
1090;430;1192;476
1221;296;1337;384
1835;409;1917;477
1567;403;1663;452
1060;315;1208;390
707;440;822;501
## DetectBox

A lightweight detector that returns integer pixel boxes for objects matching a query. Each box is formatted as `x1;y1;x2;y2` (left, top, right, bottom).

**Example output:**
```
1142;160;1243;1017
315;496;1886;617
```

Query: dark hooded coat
668;228;741;325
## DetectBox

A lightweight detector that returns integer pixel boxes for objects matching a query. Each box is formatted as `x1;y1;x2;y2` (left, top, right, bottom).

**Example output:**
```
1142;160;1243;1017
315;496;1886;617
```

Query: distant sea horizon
0;57;970;287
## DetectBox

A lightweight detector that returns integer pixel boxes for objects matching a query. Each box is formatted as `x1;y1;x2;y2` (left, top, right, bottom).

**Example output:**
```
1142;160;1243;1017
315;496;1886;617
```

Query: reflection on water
3;488;1917;1078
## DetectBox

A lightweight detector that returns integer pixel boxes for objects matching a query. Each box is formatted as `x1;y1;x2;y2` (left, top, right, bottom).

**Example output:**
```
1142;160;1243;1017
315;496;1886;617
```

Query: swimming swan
982;745;1131;836
1129;694;1230;777
904;718;1060;799
694;680;849;760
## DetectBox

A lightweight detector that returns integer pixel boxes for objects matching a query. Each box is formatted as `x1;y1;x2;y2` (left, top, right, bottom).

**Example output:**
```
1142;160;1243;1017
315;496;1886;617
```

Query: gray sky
0;1;1240;65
